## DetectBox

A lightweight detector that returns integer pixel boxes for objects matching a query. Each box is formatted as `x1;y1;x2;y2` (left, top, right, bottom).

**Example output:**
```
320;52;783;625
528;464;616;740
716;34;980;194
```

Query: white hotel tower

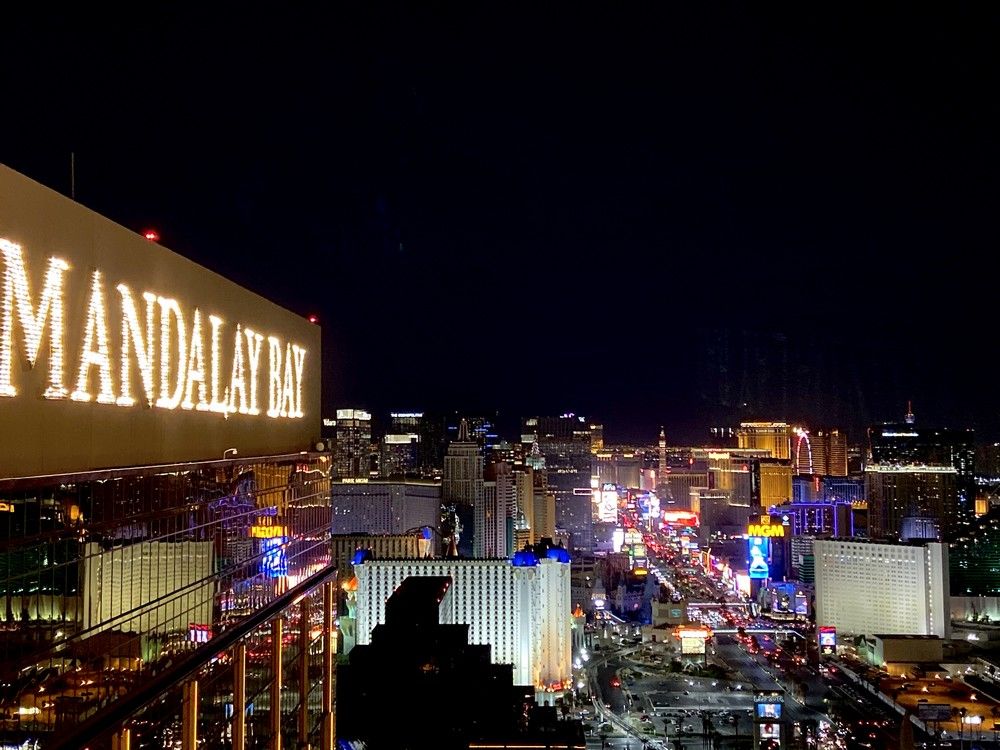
354;544;573;697
814;538;949;637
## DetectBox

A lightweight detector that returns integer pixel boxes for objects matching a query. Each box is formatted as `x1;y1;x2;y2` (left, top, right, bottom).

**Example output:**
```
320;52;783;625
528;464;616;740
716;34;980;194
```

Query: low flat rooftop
872;634;942;640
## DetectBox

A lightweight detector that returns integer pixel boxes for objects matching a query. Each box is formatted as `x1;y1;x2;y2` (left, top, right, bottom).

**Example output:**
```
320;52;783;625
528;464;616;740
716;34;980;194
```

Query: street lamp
223;448;238;459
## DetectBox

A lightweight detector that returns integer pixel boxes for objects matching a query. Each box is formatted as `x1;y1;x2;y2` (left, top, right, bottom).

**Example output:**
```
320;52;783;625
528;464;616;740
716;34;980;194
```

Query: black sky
1;5;998;443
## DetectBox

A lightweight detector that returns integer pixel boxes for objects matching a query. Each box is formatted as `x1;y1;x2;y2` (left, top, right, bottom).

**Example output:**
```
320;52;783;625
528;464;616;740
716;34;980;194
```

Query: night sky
2;6;997;443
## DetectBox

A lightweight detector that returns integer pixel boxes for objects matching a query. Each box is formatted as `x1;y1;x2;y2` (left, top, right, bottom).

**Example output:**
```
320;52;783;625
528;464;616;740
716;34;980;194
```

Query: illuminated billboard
663;510;699;527
755;693;783;742
612;527;625;553
595;486;619;522
0;165;320;478
261;536;288;578
637;491;660;520
735;573;751;596
794;591;809;615
676;627;711;655
917;704;953;722
818;626;837;655
759;723;781;740
747;536;770;579
629;543;647;562
757;703;781;719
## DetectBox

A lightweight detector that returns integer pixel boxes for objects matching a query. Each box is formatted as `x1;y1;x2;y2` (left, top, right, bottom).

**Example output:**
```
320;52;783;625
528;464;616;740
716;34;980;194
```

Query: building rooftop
331;478;443;486
818;537;943;548
359;557;513;563
865;464;958;474
512;549;539;567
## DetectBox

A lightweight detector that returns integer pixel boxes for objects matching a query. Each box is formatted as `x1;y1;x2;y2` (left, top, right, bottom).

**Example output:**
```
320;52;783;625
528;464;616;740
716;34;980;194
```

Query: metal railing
0;454;336;749
49;563;337;750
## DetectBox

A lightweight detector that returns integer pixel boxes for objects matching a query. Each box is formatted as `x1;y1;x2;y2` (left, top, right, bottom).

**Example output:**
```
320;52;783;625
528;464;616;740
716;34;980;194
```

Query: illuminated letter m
0;239;70;398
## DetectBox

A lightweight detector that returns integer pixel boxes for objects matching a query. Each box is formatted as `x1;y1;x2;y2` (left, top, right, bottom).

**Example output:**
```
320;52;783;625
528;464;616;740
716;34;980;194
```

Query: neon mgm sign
747;515;785;538
0;239;307;419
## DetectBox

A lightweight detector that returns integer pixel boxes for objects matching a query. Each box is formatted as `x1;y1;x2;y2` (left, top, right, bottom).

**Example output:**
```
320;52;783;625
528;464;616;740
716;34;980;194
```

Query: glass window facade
0;453;330;741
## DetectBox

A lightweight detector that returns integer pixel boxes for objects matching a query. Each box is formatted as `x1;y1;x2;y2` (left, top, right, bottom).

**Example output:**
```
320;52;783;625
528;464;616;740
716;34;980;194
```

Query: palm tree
699;709;711;737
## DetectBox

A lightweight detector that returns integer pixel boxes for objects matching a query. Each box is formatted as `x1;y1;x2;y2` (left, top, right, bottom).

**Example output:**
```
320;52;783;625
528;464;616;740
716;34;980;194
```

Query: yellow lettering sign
0;239;308;421
748;524;785;537
0;241;69;399
250;525;287;538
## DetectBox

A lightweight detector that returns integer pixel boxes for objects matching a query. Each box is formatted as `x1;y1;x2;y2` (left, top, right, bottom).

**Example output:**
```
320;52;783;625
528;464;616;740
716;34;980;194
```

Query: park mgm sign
0;238;307;419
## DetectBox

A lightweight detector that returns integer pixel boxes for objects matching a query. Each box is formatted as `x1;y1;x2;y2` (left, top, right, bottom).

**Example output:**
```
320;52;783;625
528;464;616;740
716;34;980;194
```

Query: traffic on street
571;495;932;750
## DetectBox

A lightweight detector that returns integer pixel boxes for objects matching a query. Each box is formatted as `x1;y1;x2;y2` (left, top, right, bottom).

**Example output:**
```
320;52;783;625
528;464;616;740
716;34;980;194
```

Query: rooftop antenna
70;152;76;200
904;400;915;425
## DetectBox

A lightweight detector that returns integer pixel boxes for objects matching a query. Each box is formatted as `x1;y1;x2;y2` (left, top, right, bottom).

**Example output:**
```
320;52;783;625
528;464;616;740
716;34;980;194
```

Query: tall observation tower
658;426;667;482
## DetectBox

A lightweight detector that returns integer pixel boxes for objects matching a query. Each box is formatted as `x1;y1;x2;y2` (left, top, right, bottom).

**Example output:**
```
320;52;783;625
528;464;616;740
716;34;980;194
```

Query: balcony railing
0;453;336;749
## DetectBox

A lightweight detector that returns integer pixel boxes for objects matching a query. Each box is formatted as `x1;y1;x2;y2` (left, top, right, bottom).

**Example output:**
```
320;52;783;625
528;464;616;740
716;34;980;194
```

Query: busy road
575;506;925;749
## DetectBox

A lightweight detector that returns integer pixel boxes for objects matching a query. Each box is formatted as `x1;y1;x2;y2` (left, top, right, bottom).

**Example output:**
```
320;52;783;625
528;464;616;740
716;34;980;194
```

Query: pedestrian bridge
713;628;806;640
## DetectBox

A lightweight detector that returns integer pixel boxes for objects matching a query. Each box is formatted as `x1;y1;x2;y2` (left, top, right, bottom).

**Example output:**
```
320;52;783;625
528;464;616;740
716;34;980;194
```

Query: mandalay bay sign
0;164;320;478
1;238;308;418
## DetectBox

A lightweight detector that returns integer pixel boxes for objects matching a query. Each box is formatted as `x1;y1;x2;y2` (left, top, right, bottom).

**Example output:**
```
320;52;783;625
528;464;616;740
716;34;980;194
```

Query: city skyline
2;7;998;443
2;7;1000;749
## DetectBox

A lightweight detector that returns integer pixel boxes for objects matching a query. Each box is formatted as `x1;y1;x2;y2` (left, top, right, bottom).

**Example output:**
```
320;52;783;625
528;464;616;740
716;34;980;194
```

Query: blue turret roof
512;549;540;567
352;548;374;565
546;546;572;563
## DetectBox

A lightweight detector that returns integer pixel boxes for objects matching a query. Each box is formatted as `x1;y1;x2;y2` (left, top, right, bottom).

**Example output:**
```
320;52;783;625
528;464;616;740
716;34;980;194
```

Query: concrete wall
874;636;944;665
